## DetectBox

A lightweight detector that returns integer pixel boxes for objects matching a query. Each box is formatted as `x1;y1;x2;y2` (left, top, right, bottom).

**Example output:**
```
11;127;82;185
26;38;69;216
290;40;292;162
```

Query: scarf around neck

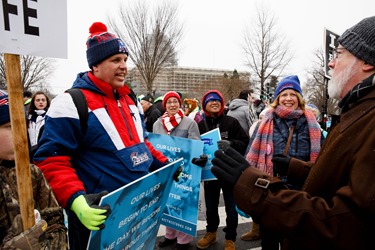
161;109;184;135
339;73;375;112
246;105;321;175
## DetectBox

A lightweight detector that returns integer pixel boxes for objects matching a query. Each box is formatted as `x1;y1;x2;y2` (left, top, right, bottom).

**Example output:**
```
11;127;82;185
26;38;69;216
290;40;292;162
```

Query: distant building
126;66;251;97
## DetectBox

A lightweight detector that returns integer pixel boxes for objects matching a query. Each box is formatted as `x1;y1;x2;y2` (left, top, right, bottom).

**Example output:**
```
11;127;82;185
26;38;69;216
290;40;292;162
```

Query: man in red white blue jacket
34;22;168;250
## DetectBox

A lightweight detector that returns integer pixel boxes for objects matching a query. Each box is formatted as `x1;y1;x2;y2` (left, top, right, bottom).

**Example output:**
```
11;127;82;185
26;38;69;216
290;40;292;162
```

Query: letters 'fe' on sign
0;0;67;58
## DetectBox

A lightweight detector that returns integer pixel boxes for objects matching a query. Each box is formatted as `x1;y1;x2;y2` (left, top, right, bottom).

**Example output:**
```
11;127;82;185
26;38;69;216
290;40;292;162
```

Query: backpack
65;89;88;134
29;88;139;161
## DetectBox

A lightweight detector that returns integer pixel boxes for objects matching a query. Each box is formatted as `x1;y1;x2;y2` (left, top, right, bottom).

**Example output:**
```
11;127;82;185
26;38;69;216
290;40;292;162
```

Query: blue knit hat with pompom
86;22;129;68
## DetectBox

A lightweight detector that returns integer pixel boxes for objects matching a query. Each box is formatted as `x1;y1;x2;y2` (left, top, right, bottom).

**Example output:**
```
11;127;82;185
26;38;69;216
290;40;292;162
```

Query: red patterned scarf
161;109;184;135
246;105;321;175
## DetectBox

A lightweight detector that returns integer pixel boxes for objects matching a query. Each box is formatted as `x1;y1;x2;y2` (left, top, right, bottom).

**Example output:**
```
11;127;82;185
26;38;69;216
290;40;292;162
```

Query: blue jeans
204;180;238;241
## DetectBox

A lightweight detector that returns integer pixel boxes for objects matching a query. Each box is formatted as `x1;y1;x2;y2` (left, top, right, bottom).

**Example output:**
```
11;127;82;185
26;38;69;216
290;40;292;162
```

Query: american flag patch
0;97;9;106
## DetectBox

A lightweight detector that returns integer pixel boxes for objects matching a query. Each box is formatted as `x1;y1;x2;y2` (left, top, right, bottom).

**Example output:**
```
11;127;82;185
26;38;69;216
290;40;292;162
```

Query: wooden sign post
5;53;35;229
1;0;67;230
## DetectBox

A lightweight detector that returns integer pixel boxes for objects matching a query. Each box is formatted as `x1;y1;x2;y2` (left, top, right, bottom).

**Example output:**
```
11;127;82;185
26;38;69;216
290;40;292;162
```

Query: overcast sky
50;0;375;94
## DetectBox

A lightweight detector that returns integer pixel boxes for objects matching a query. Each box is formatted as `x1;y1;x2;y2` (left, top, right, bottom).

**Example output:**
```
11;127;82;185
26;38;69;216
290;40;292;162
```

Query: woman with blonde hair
245;75;322;250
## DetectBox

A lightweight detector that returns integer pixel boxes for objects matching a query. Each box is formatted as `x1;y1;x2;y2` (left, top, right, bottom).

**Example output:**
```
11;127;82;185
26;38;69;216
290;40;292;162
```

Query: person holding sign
196;90;249;250
0;95;68;249
153;91;201;249
210;16;375;250
33;22;169;250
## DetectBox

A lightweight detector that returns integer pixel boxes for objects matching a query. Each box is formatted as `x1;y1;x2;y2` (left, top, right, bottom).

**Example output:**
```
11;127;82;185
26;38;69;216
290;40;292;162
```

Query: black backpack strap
128;88;138;105
65;89;88;134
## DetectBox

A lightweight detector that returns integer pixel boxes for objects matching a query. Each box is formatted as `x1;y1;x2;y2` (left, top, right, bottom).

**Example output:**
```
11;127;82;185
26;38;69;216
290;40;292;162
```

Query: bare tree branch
0;54;55;91
108;0;183;94
242;5;293;96
304;48;340;115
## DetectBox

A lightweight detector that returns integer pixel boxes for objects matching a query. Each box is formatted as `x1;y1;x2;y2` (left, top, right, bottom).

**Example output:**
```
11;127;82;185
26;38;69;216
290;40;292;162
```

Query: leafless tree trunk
108;0;183;94
0;54;54;92
304;48;340;115
242;5;292;97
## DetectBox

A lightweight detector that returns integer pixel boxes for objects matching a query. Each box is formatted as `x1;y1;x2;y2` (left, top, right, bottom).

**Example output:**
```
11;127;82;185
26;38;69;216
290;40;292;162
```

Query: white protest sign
0;0;67;58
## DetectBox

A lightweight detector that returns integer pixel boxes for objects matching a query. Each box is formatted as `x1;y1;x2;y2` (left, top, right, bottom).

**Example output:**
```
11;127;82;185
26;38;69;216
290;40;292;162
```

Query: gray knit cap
338;16;375;66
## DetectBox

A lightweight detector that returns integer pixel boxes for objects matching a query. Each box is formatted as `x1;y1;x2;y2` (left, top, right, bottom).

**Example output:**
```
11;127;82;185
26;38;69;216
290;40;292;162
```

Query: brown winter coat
234;87;375;250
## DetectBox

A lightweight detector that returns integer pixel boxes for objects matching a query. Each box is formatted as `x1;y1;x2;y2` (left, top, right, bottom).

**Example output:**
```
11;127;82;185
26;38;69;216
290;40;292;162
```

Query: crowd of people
1;15;374;250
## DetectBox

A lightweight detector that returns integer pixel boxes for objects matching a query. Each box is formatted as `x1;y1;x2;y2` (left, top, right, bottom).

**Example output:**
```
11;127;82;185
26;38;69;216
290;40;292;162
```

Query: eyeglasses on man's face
332;47;346;60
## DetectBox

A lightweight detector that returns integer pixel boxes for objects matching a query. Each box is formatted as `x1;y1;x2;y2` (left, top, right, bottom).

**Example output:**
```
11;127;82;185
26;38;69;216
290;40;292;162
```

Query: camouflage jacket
0;161;68;249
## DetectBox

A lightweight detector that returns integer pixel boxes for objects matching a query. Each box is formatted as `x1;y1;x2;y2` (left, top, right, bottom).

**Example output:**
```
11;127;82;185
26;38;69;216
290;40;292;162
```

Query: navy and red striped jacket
34;72;167;209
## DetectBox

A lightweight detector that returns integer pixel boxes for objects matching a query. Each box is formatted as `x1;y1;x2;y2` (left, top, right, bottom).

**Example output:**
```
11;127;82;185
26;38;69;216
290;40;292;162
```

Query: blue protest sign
200;128;221;181
86;158;183;250
147;133;204;236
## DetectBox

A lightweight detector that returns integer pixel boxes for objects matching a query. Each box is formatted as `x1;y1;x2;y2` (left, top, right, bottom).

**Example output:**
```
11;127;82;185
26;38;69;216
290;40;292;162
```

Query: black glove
85;191;110;210
217;140;232;151
272;154;291;177
71;191;111;230
211;147;250;187
192;154;208;168
173;166;184;182
149;158;167;172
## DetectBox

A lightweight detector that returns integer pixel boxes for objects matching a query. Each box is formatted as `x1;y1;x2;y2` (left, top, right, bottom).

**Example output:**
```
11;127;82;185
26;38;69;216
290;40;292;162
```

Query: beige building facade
126;66;250;98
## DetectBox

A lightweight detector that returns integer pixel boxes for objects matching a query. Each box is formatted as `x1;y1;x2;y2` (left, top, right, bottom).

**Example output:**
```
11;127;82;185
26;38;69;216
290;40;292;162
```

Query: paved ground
155;223;261;250
153;192;261;250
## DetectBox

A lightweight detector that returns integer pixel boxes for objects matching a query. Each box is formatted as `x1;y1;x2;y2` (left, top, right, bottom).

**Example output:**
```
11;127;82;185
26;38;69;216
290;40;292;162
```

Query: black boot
158;237;177;247
175;243;190;250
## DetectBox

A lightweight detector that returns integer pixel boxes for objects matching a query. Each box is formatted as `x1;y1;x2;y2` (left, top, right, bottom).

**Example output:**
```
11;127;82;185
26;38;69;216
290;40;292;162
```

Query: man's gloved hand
192;154;208;168
272;154;291;177
217;140;232;151
211;147;250;187
173;166;184;182
149;158;168;172
70;191;111;231
3;214;47;250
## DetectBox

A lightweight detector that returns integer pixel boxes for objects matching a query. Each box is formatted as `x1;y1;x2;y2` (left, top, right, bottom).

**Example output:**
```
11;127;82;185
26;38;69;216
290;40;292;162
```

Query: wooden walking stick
5;53;35;230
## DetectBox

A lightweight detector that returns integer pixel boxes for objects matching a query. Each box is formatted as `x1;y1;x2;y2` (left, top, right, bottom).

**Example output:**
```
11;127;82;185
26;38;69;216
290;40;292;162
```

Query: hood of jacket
201;90;225;117
228;98;248;111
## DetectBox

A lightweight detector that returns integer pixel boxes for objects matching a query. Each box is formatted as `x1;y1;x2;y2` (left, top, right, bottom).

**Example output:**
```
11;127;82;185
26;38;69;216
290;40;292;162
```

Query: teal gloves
70;191;110;230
